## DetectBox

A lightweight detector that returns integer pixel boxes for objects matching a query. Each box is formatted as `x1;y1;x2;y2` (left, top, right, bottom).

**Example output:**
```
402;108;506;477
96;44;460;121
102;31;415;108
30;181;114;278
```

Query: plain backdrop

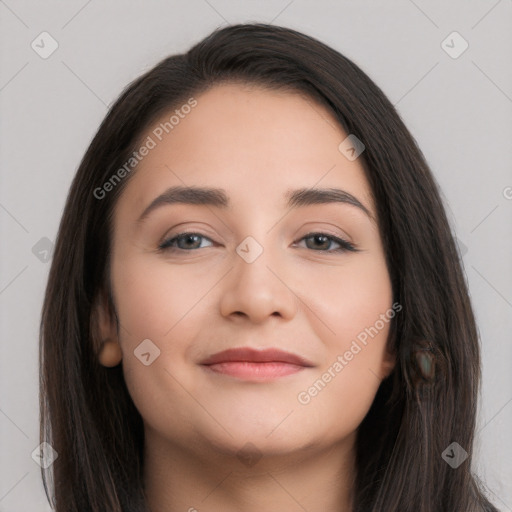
1;1;511;510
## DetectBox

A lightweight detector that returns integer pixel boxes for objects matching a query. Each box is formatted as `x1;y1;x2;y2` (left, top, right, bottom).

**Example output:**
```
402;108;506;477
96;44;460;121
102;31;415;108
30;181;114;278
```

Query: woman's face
100;83;396;461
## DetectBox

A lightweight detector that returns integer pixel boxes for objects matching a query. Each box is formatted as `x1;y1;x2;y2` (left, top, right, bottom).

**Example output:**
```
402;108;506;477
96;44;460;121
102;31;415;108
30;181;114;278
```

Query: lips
200;347;314;367
200;347;314;381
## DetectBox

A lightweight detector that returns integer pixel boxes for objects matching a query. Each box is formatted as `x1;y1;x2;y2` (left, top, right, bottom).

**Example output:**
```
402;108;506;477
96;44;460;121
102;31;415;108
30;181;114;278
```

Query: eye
295;232;358;253
158;231;358;254
158;232;214;251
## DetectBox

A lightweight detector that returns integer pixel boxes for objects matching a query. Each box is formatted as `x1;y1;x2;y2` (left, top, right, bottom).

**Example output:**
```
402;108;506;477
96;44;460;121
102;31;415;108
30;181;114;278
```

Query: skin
96;83;396;512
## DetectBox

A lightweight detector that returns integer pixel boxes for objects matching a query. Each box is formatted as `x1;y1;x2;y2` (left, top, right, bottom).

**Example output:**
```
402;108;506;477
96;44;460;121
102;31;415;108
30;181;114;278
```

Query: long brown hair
39;23;499;511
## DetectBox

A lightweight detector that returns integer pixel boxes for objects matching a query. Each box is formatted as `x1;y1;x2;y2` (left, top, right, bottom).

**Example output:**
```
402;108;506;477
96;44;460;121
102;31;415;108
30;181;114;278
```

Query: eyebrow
137;185;375;224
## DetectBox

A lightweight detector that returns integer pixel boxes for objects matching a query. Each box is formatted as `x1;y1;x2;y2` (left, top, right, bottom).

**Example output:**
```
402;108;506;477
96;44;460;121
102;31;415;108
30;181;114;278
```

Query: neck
142;429;356;512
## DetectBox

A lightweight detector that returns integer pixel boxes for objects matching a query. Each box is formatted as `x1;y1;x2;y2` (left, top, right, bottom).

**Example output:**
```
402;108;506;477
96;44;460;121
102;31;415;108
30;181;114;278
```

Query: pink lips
200;347;314;381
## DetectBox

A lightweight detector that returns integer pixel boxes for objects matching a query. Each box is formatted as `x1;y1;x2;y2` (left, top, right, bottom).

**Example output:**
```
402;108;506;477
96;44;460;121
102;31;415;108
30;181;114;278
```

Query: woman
39;23;499;511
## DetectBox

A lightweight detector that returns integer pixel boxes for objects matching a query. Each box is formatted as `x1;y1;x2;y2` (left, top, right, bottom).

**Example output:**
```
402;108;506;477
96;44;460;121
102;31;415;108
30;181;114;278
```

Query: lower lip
202;361;306;380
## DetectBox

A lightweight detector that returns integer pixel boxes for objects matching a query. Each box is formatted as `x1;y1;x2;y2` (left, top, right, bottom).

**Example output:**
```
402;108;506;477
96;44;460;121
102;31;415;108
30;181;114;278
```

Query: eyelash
158;232;358;254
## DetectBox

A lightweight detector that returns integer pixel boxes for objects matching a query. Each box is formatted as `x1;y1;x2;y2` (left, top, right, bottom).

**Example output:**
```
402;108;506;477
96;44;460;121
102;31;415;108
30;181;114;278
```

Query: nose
219;241;298;324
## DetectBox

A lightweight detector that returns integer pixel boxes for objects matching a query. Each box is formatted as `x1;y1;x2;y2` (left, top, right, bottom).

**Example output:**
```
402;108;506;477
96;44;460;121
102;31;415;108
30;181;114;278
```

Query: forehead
114;82;375;221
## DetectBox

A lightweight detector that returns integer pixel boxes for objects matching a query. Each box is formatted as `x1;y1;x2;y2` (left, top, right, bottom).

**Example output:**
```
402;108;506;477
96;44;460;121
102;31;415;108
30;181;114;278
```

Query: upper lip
200;347;314;367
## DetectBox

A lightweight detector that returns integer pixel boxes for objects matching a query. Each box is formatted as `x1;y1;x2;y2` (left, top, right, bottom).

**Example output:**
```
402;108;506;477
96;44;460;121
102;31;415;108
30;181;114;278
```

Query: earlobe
91;288;122;366
98;338;123;367
382;358;396;379
381;348;396;379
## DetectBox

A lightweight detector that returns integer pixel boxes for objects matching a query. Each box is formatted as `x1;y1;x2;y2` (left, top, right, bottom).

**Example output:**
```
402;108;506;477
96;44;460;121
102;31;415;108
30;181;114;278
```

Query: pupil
314;235;328;248
183;234;198;247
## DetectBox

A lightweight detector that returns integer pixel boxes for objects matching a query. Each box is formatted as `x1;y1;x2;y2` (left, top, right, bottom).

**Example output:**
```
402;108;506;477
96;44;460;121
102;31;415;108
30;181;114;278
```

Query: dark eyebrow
137;186;230;223
286;187;374;224
137;185;375;224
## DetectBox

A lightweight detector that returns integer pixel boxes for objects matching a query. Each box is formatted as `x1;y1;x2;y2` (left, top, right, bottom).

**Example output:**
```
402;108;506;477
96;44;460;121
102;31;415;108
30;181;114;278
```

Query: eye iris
179;234;201;249
308;234;330;250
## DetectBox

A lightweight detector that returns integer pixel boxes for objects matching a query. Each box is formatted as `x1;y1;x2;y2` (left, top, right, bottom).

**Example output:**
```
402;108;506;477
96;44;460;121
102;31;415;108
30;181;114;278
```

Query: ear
378;318;399;379
91;288;122;368
380;348;396;379
378;330;397;380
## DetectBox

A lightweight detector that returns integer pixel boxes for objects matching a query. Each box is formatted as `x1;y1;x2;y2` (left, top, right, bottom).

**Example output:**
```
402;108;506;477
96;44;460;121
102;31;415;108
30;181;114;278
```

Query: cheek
110;255;208;429
111;254;209;340
294;254;394;419
303;251;393;344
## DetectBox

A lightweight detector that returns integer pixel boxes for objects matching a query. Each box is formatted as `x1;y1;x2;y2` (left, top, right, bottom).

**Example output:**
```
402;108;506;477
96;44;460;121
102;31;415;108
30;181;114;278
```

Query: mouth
199;347;314;381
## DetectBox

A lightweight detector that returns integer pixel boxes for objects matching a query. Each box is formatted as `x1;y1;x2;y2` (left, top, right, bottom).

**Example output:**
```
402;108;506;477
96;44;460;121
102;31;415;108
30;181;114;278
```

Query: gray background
1;1;511;510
